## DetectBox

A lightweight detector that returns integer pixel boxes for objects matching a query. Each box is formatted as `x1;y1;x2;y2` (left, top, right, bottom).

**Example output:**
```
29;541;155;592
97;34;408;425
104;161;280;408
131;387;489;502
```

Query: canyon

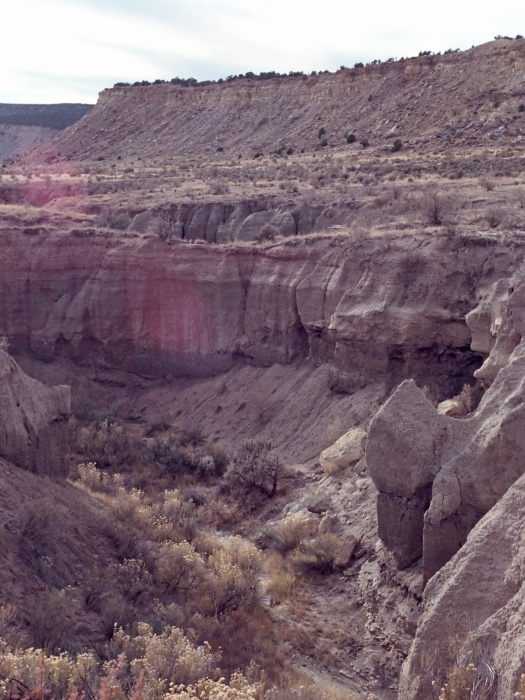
1;37;525;699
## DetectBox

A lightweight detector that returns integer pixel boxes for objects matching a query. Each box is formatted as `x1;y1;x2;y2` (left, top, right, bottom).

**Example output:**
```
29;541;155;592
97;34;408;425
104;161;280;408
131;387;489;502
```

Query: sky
2;0;524;104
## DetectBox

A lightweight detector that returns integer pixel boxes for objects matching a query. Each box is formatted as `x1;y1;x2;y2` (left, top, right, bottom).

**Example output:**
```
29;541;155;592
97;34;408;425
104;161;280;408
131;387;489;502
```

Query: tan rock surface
399;471;525;700
319;427;366;473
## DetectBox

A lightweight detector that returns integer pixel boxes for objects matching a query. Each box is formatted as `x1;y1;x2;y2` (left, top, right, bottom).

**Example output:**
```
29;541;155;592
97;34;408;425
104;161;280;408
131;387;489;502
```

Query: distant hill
28;38;525;161
0;103;93;130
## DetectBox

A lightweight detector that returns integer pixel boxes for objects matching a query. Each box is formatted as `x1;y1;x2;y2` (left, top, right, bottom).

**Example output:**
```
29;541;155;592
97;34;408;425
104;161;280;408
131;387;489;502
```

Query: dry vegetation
1;42;524;696
0;414;358;700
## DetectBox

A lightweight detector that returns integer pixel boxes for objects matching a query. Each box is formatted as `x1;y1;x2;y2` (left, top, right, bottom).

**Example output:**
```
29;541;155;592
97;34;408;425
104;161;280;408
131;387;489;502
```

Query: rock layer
33;39;525;160
0;230;516;400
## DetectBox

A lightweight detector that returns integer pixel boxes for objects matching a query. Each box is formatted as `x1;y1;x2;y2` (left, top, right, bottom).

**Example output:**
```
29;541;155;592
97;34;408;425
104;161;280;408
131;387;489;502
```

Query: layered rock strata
399;471;525;699
0;230;515;399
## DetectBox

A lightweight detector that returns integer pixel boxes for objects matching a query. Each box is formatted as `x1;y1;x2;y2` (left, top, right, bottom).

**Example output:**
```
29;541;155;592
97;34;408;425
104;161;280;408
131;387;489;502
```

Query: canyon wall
0;230;516;399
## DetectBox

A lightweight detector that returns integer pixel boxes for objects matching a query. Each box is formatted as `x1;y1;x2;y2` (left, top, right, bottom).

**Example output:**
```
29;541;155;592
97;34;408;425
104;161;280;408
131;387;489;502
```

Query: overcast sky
2;0;524;104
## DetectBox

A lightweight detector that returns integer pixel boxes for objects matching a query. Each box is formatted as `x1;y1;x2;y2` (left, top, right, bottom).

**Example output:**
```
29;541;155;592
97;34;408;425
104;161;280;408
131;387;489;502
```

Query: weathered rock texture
399;471;525;700
0;230;518;401
367;268;525;581
319;426;366;472
0;349;70;475
33;39;525;160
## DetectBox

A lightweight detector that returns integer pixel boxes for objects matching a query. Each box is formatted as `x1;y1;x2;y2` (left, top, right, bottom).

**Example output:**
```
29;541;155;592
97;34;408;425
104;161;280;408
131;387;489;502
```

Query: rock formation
0;348;70;476
398;470;525;699
1;230;517;398
367;269;525;579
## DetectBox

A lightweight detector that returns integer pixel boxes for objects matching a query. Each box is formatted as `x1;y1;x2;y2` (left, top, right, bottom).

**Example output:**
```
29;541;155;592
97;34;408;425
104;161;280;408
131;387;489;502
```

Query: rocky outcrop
0;230;517;399
0;124;59;164
0;348;70;476
399;471;525;700
367;269;525;581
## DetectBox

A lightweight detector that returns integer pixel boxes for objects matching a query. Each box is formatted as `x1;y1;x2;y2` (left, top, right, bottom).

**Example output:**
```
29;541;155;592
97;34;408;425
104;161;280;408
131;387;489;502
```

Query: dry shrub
94;206;130;230
432;661;495;700
111;622;218;695
166;672;264;700
290;533;343;575
155;541;205;596
452;384;476;417
478;177;495;191
75;419;144;468
204;537;263;618
418;189;459;226
256;224;279;243
484;206;505;228
264;553;298;604
24;588;74;653
227;439;280;498
17;498;71;587
265;513;316;553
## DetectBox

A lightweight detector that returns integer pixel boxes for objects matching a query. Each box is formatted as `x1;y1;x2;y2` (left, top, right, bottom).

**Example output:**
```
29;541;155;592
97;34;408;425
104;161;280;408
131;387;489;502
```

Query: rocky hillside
2;35;525;699
32;38;525;161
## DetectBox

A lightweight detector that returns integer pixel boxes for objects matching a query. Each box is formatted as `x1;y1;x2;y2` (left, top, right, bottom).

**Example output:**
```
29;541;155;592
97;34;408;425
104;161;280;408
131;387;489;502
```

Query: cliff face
0;230;516;401
33;39;525;160
0;349;70;476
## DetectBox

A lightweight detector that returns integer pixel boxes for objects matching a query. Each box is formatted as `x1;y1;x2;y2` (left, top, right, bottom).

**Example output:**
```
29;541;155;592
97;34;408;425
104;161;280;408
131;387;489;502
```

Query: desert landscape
0;35;525;699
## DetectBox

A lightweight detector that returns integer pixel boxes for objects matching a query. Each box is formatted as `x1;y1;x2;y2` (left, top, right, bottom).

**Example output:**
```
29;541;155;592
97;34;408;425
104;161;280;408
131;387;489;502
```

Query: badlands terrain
0;37;525;699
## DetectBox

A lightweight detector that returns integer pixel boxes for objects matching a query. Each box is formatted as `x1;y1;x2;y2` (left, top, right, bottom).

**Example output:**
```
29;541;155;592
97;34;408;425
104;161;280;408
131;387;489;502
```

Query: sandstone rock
0;349;70;476
399;472;525;700
436;398;462;416
334;533;359;568
0;230;520;410
236;210;274;242
319;426;366;473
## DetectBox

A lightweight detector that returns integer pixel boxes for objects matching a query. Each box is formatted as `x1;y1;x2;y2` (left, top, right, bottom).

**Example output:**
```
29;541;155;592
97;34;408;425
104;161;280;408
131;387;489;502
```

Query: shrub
317;127;326;138
204;537;262;617
24;589;74;653
360;138;369;148
519;103;525;113
485;207;504;228
266;513;316;553
227;439;281;497
155;541;205;596
346;133;356;144
256;224;279;242
290;533;343;575
391;138;402;152
320;139;328;147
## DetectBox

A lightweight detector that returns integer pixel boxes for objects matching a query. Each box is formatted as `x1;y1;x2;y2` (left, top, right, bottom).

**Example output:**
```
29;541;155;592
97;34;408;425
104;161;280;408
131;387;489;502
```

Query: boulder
367;338;525;581
319;426;366;473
